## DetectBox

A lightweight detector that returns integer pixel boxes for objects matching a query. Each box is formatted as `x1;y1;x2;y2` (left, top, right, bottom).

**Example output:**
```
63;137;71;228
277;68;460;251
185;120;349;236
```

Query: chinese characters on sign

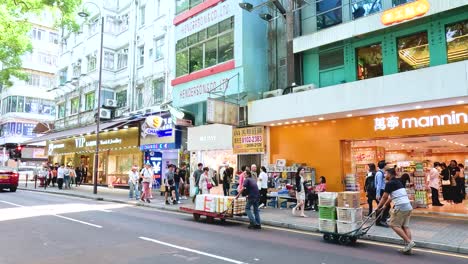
381;0;430;26
233;127;265;154
374;111;468;131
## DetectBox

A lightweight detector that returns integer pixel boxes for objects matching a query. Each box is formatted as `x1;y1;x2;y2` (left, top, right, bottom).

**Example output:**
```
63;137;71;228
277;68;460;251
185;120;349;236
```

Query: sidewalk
17;182;468;254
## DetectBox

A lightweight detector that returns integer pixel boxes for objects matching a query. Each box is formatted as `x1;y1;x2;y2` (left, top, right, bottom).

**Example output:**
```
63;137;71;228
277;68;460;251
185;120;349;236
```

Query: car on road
0;167;19;192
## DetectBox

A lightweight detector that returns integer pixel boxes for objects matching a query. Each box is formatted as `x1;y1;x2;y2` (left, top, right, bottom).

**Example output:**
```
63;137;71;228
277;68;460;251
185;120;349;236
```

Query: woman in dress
292;167;307;217
199;167;215;194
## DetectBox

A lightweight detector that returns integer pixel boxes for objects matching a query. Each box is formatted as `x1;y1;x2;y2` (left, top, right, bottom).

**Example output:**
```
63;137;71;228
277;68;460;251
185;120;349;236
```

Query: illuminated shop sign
142;116;173;138
75;137;122;148
140;143;176;151
374;111;468;131
381;0;430;26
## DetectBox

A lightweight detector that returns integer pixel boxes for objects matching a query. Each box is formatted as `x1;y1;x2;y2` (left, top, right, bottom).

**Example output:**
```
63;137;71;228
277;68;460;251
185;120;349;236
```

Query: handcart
180;198;239;224
320;210;383;245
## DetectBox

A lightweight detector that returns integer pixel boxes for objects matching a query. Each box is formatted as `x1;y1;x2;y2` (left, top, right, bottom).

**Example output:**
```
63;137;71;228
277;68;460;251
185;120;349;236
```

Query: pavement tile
17;182;468;254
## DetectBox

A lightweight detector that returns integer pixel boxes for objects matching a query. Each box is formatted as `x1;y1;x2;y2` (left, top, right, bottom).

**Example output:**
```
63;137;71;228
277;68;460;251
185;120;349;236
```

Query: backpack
365;173;376;193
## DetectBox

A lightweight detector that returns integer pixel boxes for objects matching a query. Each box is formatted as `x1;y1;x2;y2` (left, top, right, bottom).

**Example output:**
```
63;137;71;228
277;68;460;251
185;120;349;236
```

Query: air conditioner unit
293;84;316;93
239;106;248;127
99;109;111;119
104;99;117;107
263;89;283;99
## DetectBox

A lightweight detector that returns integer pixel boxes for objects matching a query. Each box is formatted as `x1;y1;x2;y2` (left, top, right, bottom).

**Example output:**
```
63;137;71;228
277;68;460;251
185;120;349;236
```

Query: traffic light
9;145;22;161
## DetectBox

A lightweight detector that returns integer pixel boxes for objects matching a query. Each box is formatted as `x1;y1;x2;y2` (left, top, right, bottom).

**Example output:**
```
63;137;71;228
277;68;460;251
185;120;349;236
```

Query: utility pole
285;0;295;86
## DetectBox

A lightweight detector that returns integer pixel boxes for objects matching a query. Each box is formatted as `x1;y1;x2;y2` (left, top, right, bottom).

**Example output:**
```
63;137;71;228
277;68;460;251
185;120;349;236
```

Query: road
0;190;466;264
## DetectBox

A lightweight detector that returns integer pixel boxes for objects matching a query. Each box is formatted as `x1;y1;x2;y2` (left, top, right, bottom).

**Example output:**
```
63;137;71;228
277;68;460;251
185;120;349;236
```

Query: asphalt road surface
0;190;466;264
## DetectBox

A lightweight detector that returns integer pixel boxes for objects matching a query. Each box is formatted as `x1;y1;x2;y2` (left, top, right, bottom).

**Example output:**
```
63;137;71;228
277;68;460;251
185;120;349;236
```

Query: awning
22;120;125;145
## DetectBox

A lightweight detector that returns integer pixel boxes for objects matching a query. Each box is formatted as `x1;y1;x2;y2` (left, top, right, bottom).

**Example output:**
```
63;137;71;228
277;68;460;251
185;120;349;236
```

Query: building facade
248;0;468;212
0;14;58;167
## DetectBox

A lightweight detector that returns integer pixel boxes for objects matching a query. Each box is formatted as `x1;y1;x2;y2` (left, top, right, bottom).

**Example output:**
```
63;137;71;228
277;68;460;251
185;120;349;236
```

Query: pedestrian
45;166;53;188
292;167;307;217
364;163;378;215
376;167;415;254
140;163;153;203
223;164;233;196
257;166;268;208
179;163;188;200
174;166;183;204
199;167;215;195
80;164;88;184
251;164;258;181
165;165;177;205
69;165;77;188
449;160;461;204
52;164;58;187
237;170;261;229
399;173;411;188
75;164;84;187
237;165;247;195
454;163;465;203
375;160;389;227
192;163;204;202
427;162;444;206
63;165;71;189
128;165;140;200
57;164;65;190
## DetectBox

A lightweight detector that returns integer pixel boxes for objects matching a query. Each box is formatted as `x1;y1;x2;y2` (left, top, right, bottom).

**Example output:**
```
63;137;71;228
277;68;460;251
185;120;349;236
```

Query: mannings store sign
374;111;468;131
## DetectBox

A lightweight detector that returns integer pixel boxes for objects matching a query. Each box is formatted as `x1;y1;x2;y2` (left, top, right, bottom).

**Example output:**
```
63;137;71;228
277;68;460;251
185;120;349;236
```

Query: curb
18;188;468;254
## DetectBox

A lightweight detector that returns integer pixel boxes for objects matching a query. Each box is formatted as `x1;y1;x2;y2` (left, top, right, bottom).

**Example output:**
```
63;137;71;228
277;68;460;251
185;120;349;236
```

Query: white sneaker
258;204;265;209
292;207;296;216
402;241;415;253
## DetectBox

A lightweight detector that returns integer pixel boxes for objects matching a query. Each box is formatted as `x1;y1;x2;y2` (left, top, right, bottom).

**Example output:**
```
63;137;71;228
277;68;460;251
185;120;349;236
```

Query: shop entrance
344;133;468;215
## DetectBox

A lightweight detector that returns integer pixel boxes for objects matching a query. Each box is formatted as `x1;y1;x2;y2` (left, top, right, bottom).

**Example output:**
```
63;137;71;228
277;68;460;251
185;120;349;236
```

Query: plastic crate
318;205;336;220
337;221;362;234
318;192;337;206
336;207;363;222
319;219;336;233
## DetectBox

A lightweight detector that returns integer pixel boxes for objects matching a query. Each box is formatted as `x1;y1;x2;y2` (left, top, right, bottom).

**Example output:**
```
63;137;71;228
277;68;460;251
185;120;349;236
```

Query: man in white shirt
257;166;269;208
128;165;140;200
140;164;154;203
427;162;443;206
57;164;65;190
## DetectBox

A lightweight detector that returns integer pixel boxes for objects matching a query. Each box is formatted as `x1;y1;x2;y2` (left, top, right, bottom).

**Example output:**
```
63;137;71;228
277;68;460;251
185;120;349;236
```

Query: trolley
180;198;239;224
320;210;383;245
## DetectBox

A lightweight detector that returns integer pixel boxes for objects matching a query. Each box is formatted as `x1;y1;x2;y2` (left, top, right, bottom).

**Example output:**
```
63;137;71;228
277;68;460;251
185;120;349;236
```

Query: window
89;19;99;35
59;68;68;85
152;79;164;105
31;28;45;41
392;0;415;7
117;48;128;69
87;54;97;72
397;32;429;72
316;0;342;30
72;62;81;77
356;44;383;80
319;49;344;70
446;20;468;64
17;97;25;112
10;96;17;112
100;90;115;106
40;76;53;88
70;97;80;115
138;46;145;66
116;90;127;108
27;74;40;86
85;92;95;111
155;37;164;60
136;87;143;109
139;6;146;26
49;32;59;44
104;52;114;70
351;0;382;20
118;14;129;33
176;17;235;77
58;103;65;119
37;53;57;66
176;0;204;14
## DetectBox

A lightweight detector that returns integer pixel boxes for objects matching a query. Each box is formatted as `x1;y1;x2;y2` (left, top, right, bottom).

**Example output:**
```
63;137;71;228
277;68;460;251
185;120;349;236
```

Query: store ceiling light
318;117;324;120
378;110;385;114
104;129;109;132
277;122;283;125
270;123;275;126
123;125;129;129
300;120;305;123
415;105;422;109
292;121;298;124
113;128;118;131
346;114;353;117
456;100;465;104
285;122;290;124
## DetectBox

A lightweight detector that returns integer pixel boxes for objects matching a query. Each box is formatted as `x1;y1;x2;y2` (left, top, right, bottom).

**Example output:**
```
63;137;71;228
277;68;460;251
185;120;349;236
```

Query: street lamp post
79;3;103;195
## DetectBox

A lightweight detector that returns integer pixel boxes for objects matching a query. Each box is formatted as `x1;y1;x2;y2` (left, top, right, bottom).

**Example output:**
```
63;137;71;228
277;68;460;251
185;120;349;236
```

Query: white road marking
0;200;25;207
54;215;102;228
139;236;247;264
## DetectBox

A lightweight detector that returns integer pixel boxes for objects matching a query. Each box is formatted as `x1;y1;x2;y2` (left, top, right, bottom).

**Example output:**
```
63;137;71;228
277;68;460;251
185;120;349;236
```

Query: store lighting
442;138;447;141
113;128;118;131
87;133;91;135
456;100;465;104
378;110;385;114
270;123;275;126
415;105;422;109
104;129;109;132
448;140;453;143
123;125;129;129
285;122;290;124
346;114;353;117
318;117;324;120
292;121;298;124
277;123;283;125
300;120;305;123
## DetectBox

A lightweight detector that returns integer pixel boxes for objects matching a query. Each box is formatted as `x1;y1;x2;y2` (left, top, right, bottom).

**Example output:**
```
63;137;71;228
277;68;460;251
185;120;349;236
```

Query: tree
0;0;82;87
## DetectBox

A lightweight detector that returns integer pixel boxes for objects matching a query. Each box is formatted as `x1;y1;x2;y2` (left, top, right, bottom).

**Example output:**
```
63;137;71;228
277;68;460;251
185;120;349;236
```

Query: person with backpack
375;160;390;227
364;163;377;216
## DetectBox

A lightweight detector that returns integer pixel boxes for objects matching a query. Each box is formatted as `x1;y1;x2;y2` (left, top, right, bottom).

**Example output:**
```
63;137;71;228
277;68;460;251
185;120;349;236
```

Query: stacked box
337;221;362;234
195;194;216;212
318;192;338;232
336;207;362;222
318;192;337;206
337;192;360;208
319;219;336;233
318;205;337;220
232;197;246;215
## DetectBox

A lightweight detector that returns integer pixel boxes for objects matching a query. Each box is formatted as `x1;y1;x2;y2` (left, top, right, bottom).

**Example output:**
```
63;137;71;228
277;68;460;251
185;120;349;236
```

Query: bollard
34;175;37;189
25;174;28;187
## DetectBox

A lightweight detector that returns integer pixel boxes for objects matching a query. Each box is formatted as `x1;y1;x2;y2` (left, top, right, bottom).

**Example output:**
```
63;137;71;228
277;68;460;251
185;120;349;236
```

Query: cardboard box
232;197;246;215
337;192;360;208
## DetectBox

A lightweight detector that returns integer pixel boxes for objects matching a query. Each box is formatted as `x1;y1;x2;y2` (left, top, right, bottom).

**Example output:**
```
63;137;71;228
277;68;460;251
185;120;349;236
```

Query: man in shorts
376;167;415;254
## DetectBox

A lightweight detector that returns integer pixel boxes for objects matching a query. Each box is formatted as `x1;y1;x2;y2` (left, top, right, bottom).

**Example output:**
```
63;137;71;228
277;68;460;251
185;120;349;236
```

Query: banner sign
233;126;265;154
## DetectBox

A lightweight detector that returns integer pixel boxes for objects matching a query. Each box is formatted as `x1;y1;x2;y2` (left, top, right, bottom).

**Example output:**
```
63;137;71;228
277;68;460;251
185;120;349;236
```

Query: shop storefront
47;127;141;187
188;124;237;183
139;114;184;189
267;105;468;214
233;126;266;169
